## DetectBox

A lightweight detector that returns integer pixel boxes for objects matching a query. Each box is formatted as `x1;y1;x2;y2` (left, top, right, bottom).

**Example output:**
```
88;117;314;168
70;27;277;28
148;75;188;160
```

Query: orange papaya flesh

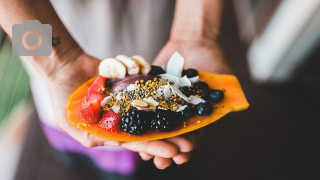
67;71;249;141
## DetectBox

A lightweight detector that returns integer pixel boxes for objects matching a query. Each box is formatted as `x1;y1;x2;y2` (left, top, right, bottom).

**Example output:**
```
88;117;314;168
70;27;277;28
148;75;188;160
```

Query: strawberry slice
82;93;106;107
88;75;107;94
81;76;108;123
99;111;122;132
81;93;106;123
81;99;101;123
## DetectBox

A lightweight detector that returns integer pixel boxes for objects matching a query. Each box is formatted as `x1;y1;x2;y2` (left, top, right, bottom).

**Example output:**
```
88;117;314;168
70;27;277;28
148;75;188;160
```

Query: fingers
164;129;203;153
121;140;179;158
139;152;154;161
154;156;172;170
152;153;191;169
56;118;120;147
173;152;192;165
139;151;191;168
164;136;194;153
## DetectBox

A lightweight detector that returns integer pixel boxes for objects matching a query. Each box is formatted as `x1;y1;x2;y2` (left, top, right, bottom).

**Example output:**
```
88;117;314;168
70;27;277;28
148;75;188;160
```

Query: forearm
0;0;83;77
171;0;224;42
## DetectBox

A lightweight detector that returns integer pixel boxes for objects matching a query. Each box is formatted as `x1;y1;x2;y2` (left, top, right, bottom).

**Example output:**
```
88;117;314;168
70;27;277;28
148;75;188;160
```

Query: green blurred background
0;28;31;130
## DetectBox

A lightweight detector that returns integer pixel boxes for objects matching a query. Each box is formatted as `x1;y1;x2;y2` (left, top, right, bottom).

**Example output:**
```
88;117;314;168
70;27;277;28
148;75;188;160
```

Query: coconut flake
189;76;199;83
159;74;179;84
160;74;192;88
112;105;120;113
176;105;188;112
169;84;189;101
100;96;112;107
126;84;138;91
166;51;184;77
189;95;205;105
153;86;164;99
179;76;191;87
116;93;122;100
163;85;171;99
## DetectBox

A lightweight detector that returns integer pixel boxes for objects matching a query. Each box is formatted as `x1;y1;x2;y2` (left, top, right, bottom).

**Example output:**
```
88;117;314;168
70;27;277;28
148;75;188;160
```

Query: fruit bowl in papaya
67;70;249;141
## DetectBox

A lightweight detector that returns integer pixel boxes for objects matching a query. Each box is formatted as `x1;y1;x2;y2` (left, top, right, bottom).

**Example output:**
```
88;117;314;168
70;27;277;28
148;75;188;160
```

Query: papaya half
67;71;249;141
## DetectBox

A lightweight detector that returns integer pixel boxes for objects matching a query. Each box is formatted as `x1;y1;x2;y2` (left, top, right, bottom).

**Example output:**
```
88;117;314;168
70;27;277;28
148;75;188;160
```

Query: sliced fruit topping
131;100;148;108
115;55;140;75
99;58;126;78
100;111;122;132
81;100;101;123
142;97;159;107
81;92;106;124
131;55;151;75
121;109;150;135
82;93;106;107
88;75;106;94
150;109;181;132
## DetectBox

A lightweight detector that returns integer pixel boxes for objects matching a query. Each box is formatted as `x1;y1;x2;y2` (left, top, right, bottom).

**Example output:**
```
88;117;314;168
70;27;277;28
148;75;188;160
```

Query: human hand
147;39;233;168
154;40;232;74
46;53;203;169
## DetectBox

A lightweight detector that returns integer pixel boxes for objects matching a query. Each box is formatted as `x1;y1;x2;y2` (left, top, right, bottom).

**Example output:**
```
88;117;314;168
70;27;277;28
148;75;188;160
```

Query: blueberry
194;81;209;91
179;86;195;97
196;102;213;116
208;89;224;103
182;69;198;78
149;65;165;75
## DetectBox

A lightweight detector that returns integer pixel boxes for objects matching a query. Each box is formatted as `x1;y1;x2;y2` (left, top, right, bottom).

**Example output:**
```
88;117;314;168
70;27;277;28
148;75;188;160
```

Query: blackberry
180;106;196;119
149;65;165;75
150;110;181;131
121;109;150;135
196;102;213;116
182;69;198;78
208;89;224;103
179;86;195;97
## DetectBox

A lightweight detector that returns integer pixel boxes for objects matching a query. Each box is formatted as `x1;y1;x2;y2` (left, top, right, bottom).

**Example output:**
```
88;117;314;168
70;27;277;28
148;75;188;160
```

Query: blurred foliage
0;35;31;126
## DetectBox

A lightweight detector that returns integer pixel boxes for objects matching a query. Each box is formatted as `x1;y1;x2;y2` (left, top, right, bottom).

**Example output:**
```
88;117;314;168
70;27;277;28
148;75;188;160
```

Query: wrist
27;43;84;78
170;0;223;42
170;20;220;43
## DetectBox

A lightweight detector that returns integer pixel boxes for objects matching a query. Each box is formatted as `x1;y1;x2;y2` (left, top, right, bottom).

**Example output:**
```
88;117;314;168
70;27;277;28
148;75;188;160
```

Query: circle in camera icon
12;20;52;56
22;30;42;50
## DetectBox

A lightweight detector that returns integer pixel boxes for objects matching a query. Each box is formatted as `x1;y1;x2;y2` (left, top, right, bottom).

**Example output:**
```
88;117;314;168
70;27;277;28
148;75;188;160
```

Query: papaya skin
67;71;249;141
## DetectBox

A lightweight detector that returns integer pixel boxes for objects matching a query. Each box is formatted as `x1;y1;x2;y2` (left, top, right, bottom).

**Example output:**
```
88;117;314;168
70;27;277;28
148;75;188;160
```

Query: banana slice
115;55;140;75
132;55;151;75
99;58;126;78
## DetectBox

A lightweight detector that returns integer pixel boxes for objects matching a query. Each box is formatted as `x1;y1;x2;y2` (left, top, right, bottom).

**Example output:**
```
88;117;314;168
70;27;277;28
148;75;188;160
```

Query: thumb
153;44;176;66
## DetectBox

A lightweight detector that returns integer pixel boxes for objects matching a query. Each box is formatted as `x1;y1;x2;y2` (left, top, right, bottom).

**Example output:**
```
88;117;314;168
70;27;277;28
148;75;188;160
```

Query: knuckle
182;139;194;152
147;141;178;158
81;133;95;147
